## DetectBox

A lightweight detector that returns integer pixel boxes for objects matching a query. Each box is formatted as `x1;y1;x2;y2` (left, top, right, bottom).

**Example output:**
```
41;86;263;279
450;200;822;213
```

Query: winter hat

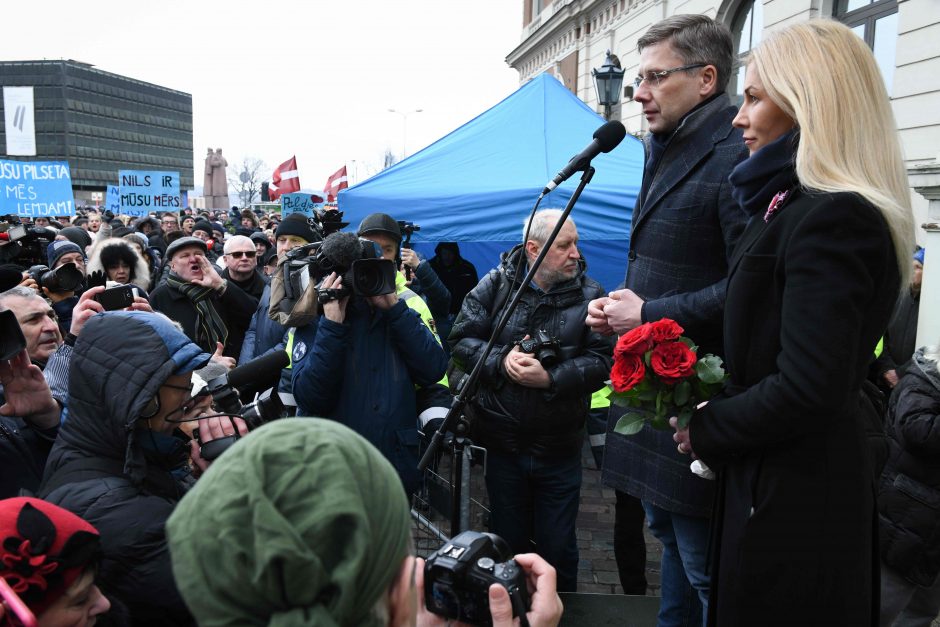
166;419;411;627
0;264;23;292
111;226;133;238
124;231;150;250
274;213;320;244
210;222;225;237
914;248;925;265
165;236;208;260
249;232;272;252
0;497;101;616
58;226;93;250
47;240;84;268
192;220;214;237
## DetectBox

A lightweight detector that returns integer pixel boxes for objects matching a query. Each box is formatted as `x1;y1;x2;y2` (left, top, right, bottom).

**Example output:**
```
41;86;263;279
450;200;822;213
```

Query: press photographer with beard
290;228;448;496
449;210;613;592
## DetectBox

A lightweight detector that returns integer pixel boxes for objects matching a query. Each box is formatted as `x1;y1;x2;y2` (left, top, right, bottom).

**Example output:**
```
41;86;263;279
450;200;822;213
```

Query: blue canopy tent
338;73;644;291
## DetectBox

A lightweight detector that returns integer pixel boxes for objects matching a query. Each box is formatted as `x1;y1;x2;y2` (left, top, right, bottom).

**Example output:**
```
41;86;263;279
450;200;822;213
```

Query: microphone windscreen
227;350;291;395
593;120;627;153
319;231;361;271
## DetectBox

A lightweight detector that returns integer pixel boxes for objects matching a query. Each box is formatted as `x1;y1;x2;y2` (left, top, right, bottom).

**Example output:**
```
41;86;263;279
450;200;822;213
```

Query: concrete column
908;162;940;348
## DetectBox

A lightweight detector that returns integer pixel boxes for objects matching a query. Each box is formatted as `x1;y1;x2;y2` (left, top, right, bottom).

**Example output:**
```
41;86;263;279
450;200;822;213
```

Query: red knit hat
0;498;100;616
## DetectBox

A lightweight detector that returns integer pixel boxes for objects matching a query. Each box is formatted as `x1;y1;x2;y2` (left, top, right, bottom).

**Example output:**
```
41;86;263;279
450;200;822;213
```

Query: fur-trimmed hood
86;237;151;291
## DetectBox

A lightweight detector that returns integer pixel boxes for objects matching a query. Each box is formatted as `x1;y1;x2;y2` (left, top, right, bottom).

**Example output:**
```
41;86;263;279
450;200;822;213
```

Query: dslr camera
0;221;56;268
517;329;562;368
424;531;529;626
27;262;84;294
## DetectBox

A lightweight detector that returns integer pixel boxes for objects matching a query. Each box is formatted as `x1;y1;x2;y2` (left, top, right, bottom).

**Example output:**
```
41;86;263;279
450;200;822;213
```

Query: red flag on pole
269;156;300;200
323;165;348;202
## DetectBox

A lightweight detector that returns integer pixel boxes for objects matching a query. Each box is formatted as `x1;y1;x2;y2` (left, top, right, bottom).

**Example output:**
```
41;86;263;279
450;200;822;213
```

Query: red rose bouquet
609;318;727;435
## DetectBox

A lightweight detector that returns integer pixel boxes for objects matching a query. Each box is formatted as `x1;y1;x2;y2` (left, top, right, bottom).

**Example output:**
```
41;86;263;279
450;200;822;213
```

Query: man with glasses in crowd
585;14;748;627
220;235;267;301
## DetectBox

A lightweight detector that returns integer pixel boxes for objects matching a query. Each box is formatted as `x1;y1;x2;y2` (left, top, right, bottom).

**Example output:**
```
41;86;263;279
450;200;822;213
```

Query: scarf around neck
729;129;800;218
167;272;228;350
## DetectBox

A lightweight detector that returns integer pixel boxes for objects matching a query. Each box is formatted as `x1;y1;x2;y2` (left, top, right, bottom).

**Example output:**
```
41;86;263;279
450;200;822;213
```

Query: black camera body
424;531;529;626
27;262;83;293
3;224;56;268
284;236;396;304
518;329;562;368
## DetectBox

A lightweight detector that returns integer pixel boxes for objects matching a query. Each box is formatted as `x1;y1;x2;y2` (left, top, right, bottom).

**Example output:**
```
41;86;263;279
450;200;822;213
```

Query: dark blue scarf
729;129;800;217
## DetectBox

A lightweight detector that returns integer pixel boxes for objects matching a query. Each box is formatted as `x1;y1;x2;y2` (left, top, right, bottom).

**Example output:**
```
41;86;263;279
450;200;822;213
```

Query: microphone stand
418;166;596;537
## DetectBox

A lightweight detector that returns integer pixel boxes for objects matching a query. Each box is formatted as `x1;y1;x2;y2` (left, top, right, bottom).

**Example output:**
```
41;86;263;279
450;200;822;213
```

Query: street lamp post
388;108;423;159
592;50;625;121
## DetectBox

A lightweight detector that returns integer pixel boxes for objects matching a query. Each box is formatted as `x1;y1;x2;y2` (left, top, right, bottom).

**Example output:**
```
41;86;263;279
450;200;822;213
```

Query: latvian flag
269;156;300;200
324;165;348;202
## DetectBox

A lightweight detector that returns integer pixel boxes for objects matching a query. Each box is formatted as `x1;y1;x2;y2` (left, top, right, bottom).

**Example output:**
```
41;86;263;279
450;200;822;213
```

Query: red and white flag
323;165;348;202
269;156;300;200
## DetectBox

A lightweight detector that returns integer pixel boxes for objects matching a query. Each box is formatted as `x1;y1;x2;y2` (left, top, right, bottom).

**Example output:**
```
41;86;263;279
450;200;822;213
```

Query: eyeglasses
228;250;257;259
633;63;707;89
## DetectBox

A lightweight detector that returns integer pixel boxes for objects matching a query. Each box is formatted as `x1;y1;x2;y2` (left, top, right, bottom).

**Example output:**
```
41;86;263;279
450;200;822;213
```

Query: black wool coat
689;190;901;626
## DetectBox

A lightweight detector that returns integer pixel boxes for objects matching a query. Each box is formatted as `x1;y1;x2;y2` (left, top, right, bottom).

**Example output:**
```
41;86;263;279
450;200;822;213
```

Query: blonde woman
672;19;915;625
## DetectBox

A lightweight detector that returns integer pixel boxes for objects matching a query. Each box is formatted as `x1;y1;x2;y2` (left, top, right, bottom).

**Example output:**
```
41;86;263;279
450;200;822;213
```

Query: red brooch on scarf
764;190;791;223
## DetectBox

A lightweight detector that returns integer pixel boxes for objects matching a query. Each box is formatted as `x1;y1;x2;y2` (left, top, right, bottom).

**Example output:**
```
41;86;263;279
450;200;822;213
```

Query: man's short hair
638;14;734;94
523;209;573;245
0;285;42;310
223;235;254;255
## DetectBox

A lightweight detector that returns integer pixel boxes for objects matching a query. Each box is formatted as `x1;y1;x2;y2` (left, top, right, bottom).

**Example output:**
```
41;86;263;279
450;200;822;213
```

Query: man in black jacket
585;15;747;620
149;236;256;365
220;235;267;301
450;210;613;592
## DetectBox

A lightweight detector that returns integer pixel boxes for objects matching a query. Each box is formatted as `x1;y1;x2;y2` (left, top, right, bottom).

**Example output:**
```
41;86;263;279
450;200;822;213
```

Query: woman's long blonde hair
749;19;915;287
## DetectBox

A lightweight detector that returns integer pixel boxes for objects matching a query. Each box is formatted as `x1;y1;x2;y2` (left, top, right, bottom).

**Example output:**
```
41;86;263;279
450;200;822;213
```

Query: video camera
191;351;292;460
424;530;530;625
314;206;350;236
281;232;397;307
0;220;56;268
26;262;83;294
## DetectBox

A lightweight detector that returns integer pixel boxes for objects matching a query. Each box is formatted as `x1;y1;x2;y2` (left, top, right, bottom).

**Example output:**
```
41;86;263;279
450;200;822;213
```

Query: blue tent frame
339;73;644;291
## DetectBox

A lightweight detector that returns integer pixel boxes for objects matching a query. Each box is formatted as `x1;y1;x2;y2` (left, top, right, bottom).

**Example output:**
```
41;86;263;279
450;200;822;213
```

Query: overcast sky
6;0;523;193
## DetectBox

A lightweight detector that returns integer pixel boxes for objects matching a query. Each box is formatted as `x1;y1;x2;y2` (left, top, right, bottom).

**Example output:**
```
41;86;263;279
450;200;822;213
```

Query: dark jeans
484;449;582;592
614;490;648;595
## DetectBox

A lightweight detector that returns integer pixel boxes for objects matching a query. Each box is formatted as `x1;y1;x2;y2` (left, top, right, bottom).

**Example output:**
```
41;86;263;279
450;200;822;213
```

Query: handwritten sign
119;170;180;217
281;192;324;218
0;159;75;217
105;184;120;213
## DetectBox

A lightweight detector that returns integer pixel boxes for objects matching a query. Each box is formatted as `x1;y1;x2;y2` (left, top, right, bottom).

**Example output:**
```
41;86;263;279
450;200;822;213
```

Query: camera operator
166;418;564;627
290;226;448;496
449;210;613;593
38;310;247;626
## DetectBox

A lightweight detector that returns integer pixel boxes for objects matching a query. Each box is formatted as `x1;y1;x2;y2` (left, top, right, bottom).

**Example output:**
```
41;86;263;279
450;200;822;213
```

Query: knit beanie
192;220;214;237
46;240;84;268
0;497;101;616
166;419;411;627
58;226;93;250
274;214;320;244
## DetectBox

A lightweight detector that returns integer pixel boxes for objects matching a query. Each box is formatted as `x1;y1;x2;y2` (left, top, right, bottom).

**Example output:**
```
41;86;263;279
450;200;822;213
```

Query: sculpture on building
203;148;230;209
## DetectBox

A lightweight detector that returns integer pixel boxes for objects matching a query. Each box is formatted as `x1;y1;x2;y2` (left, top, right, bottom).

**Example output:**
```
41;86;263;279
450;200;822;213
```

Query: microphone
227;349;291;397
318;231;362;271
542;120;627;195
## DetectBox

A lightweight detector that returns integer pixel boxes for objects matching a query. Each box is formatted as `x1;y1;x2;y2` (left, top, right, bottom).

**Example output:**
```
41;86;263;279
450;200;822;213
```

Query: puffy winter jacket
879;347;940;586
449;245;613;457
39;311;210;626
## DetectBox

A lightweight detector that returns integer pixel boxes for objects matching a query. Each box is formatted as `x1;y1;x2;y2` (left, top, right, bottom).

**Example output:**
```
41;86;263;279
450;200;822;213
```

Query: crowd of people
0;13;936;627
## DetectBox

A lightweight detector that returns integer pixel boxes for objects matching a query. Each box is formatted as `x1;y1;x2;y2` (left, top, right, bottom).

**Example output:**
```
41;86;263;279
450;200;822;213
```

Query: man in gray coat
585;14;748;627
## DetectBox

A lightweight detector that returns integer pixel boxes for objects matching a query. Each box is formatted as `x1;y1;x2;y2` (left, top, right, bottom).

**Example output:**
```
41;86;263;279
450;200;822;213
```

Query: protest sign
105;185;120;214
281;192;324;218
0;159;75;217
119;170;180;217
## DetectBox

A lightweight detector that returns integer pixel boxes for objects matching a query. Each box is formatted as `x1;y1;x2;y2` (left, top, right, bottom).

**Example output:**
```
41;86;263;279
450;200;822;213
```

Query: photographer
166;418;563;627
449;210;613;592
290;229;448;495
39;311;247;626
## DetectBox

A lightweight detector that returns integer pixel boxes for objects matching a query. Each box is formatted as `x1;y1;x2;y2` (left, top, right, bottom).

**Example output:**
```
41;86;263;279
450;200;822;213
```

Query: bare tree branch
228;157;267;207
